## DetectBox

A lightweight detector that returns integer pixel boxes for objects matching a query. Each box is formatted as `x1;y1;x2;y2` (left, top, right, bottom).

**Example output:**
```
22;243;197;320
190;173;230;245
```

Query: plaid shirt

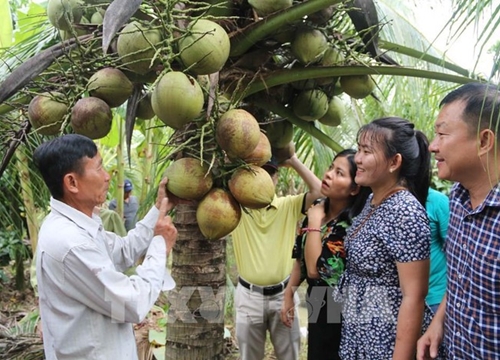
445;182;500;359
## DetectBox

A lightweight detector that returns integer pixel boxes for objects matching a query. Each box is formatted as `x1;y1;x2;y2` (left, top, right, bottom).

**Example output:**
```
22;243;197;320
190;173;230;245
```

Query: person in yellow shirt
231;150;322;360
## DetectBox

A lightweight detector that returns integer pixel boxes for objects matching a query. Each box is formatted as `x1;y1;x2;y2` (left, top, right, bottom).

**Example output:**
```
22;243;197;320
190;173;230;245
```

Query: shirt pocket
468;247;500;314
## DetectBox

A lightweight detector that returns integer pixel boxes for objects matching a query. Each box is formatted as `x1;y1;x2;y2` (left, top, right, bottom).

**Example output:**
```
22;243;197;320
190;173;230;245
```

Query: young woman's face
321;155;356;200
354;133;391;188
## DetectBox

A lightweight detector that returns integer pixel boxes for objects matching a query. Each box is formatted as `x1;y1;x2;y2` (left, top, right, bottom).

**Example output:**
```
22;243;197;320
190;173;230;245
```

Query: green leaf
152;346;165;360
148;329;166;346
14;2;47;44
0;0;13;48
98;112;122;148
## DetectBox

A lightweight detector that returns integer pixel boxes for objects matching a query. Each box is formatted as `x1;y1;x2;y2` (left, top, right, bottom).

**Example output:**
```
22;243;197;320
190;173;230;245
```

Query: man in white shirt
33;134;178;360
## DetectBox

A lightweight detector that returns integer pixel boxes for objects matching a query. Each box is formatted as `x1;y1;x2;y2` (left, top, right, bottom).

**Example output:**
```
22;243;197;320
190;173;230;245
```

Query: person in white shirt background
33;134;178;360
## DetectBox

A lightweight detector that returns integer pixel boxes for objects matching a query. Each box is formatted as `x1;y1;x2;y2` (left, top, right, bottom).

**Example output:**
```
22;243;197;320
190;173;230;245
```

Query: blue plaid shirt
445;182;500;359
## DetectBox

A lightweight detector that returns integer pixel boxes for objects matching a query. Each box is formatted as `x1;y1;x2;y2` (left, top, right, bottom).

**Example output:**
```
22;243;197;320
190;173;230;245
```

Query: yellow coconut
179;19;230;75
196;188;242;240
228;165;275;209
243;132;272;166
151;71;204;129
164;157;213;200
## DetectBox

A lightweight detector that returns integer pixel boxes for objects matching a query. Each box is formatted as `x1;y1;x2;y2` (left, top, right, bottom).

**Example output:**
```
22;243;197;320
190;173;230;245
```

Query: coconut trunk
165;203;226;359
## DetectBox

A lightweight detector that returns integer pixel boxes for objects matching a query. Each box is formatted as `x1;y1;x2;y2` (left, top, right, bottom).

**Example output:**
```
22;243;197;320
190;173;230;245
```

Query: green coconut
243;132;272;166
117;21;162;75
71;97;112;139
319;97;345;127
136;93;155;120
215;109;261;159
47;0;83;31
292;89;329;121
196;188;241;240
228;165;275;209
179;19;230;75
316;47;345;86
151;71;204;129
87;67;133;108
90;11;103;24
340;75;376;99
262;119;294;149
248;0;292;17
28;92;68;136
291;27;328;65
164;157;213;200
272;141;295;164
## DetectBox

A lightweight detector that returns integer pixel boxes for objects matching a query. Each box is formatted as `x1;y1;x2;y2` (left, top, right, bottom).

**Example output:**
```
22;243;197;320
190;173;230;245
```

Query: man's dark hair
33;134;98;200
440;82;500;139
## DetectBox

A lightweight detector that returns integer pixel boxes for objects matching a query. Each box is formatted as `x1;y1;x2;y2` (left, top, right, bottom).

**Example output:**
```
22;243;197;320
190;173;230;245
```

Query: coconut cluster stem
229;0;343;57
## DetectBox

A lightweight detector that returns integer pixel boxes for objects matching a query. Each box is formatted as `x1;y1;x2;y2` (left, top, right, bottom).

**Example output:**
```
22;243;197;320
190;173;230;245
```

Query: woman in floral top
280;149;370;360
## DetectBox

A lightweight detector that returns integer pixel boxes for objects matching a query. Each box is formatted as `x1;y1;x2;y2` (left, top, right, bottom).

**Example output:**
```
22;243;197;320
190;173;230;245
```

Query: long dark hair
326;149;371;224
357;117;431;206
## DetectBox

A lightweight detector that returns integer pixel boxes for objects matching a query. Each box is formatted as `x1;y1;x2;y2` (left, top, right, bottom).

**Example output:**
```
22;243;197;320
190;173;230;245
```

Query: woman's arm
303;202;325;279
393;259;430;360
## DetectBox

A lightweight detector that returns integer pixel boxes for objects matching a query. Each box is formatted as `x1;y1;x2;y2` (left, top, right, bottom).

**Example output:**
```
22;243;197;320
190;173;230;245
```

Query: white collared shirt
37;198;175;360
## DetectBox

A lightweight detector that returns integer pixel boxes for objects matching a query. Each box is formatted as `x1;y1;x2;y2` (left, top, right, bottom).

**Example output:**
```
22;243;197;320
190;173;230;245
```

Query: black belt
238;277;289;296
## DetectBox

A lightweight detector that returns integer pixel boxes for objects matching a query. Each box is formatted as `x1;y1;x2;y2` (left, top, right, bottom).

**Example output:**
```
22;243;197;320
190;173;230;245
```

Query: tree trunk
165;203;226;359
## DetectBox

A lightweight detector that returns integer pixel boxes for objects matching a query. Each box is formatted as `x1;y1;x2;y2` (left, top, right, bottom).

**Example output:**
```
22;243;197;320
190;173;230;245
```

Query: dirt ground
0;261;309;360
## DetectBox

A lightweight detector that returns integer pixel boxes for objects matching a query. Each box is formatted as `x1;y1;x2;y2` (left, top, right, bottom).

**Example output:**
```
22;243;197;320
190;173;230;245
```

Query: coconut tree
0;0;499;358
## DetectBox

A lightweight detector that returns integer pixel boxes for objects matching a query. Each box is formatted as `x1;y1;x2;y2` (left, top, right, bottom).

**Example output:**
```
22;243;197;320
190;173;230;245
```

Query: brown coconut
228;165;275;209
135;93;155;120
196;188;242;240
243;132;272;166
164;157;213;200
71;97;112;139
28;92;68;136
87;67;133;108
216;109;261;159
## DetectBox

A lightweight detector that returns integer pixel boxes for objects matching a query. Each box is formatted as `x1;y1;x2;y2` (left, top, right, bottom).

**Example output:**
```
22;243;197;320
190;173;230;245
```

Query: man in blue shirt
109;179;139;231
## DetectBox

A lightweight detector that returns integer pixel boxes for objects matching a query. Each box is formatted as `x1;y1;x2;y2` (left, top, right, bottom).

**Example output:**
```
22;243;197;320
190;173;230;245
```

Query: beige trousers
235;283;301;360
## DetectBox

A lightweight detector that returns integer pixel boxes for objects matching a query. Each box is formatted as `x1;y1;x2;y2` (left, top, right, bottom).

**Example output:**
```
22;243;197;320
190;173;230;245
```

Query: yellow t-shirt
231;194;306;286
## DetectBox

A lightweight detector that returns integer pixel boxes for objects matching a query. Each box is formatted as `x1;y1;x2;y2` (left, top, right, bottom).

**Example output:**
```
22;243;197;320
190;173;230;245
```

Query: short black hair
33;134;98;200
